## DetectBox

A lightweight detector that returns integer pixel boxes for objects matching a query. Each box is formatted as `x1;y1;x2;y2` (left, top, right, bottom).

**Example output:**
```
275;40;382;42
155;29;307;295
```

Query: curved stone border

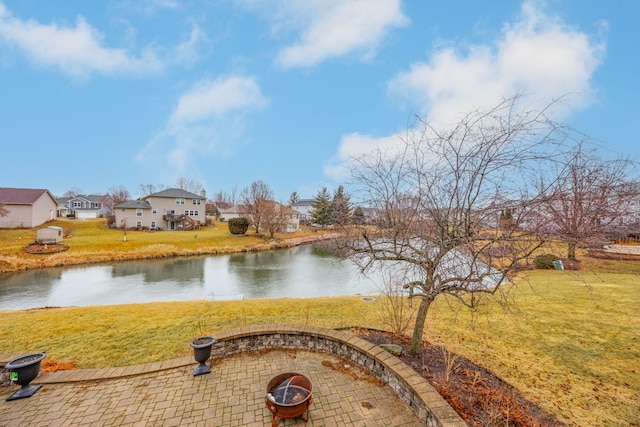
211;325;466;427
12;324;466;426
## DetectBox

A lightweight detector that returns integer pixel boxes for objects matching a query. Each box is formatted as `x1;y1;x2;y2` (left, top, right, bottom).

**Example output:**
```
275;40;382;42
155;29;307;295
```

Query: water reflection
112;257;206;285
0;245;378;310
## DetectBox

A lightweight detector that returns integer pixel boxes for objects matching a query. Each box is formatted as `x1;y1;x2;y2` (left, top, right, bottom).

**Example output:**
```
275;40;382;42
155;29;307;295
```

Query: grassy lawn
0;218;322;272
425;262;640;426
0;219;638;426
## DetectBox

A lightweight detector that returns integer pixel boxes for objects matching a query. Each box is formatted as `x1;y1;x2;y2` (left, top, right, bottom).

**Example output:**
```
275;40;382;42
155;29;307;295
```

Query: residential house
273;202;301;232
291;199;313;223
63;194;113;219
220;202;300;232
56;197;71;217
113;188;206;230
218;205;245;221
0;187;58;228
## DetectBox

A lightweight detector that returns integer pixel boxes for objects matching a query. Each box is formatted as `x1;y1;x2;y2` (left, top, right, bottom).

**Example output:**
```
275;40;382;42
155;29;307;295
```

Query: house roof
0;187;56;205
114;200;152;209
292;199;313;208
69;194;108;203
220;202;298;215
219;205;245;214
145;188;205;200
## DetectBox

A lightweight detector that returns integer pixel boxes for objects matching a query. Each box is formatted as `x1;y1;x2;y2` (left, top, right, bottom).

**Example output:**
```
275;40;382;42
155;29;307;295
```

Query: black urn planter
5;353;46;401
190;337;216;376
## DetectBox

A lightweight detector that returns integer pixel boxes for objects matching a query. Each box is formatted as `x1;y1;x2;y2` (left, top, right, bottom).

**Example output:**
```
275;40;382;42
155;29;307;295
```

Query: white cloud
388;0;604;124
138;75;268;177
0;2;163;77
169;75;267;126
171;25;207;66
324;132;402;180
240;0;408;68
325;0;605;181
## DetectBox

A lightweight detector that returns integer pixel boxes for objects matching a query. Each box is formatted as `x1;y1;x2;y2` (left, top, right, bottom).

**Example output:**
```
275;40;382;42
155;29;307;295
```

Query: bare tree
334;95;564;355
108;185;131;206
261;200;289;238
175;177;204;194
213;190;234;209
139;184;156;197
240;180;273;233
230;185;238;206
536;144;639;259
63;187;83;198
206;199;220;217
0;204;8;217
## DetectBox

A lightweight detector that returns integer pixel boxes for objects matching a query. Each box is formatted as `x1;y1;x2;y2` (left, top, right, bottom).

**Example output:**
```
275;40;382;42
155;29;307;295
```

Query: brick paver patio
1;349;425;427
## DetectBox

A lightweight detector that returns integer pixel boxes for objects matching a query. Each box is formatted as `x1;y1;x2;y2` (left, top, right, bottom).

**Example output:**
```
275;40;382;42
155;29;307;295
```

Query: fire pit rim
266;371;313;407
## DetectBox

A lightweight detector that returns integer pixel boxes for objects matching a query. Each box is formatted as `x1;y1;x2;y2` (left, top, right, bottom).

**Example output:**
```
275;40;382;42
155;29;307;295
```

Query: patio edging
211;324;466;427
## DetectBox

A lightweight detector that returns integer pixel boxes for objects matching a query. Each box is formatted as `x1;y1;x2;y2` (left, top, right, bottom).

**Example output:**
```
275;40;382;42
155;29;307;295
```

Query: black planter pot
190;337;216;376
5;353;46;401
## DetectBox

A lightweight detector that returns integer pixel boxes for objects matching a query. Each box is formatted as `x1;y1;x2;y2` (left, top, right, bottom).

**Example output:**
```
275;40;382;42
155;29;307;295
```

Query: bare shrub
440;347;461;383
377;270;417;337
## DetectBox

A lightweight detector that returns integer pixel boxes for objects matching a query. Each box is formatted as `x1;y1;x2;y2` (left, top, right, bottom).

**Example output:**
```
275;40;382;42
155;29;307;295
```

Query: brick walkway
1;349;425;427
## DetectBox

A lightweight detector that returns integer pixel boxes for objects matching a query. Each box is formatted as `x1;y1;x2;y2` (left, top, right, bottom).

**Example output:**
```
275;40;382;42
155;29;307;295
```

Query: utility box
36;226;63;244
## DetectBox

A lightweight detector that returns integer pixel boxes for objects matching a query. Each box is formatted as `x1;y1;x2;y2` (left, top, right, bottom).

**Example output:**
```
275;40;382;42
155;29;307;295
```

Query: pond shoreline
0;233;341;274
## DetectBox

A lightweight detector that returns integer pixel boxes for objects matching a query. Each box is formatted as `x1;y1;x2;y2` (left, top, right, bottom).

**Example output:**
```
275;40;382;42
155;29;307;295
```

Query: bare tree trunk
409;297;433;356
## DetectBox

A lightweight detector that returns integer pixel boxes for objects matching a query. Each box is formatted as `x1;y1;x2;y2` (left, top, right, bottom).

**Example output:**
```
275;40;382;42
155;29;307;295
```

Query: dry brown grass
0;297;385;367
0;221;638;426
424;253;639;426
0;218;324;273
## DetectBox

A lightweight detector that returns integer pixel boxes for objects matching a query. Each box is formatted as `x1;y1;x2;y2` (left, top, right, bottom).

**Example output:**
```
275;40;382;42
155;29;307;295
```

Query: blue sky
0;1;637;201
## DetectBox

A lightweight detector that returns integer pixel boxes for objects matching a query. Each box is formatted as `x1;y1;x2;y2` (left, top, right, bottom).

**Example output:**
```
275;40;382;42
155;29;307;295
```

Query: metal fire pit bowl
265;372;313;427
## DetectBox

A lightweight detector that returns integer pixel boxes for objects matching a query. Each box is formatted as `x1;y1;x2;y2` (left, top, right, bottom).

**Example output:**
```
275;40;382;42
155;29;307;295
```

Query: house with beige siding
113;188;206;230
220;202;301;232
0;187;58;229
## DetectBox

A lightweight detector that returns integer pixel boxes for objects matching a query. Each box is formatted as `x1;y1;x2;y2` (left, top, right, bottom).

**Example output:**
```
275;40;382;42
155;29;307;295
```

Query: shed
36;226;63;244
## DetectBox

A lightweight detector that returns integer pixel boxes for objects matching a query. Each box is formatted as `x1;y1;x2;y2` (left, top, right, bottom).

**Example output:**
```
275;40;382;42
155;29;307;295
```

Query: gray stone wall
210;325;467;427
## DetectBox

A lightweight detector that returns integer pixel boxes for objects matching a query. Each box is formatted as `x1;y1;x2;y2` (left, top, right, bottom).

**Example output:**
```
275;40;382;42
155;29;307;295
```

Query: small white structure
36;226;63;243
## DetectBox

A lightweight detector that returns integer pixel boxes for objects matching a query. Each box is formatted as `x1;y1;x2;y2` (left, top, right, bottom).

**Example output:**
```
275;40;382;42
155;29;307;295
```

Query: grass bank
425;261;639;426
0;218;329;273
0;220;638;426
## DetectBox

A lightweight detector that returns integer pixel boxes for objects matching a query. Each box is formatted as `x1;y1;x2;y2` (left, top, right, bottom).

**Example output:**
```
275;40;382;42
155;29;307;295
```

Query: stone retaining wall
210;324;466;427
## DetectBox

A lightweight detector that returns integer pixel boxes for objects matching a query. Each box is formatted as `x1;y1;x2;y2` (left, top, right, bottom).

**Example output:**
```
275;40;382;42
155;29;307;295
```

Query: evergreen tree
310;187;332;227
331;185;352;226
288;191;299;207
352;206;365;225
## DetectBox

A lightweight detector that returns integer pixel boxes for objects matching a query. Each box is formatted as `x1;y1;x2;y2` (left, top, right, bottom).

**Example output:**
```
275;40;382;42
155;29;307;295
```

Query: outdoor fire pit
265;372;313;427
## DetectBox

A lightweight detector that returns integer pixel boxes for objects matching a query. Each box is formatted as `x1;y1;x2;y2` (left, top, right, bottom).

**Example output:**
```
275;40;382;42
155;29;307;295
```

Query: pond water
0;245;380;310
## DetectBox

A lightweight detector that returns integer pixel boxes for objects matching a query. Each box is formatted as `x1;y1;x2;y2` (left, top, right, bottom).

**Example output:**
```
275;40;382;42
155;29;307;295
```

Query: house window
192;199;201;205
152;209;157;214
136;209;143;217
167;210;175;215
176;198;185;205
185;210;189;215
73;201;83;208
194;211;199;216
150;221;156;229
136;221;142;227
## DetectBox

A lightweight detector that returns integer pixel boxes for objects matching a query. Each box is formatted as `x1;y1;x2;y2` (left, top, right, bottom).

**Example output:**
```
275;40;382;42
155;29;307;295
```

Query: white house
291;199;313;222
